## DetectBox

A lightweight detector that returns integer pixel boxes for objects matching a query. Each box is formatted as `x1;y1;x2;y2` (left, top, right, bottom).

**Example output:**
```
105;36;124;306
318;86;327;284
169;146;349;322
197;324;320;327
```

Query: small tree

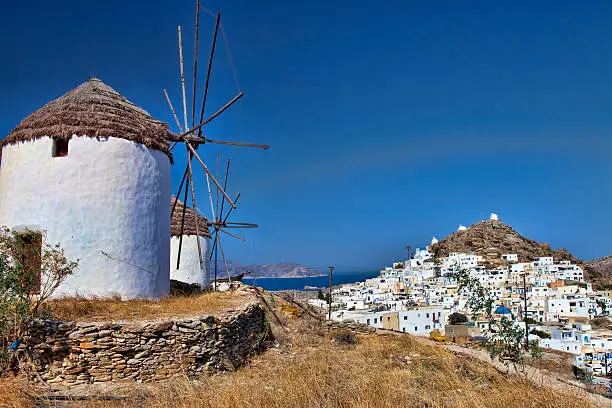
448;312;468;325
530;329;551;339
317;290;326;301
454;268;494;325
455;267;541;373
0;227;78;372
596;299;608;315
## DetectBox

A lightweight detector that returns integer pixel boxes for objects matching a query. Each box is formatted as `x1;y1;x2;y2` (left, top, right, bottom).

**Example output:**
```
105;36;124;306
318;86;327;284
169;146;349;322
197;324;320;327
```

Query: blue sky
1;0;610;271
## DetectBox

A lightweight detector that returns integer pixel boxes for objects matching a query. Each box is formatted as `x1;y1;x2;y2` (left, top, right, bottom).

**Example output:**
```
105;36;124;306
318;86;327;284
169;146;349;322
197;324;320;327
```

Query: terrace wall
17;303;268;385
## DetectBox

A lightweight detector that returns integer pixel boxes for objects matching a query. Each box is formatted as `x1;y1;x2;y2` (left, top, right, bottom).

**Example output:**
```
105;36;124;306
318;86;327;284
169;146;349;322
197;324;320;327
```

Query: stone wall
18;303;268;385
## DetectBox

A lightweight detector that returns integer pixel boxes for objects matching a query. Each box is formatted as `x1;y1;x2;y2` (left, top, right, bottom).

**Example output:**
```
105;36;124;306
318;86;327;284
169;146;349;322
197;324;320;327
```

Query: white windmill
164;1;269;290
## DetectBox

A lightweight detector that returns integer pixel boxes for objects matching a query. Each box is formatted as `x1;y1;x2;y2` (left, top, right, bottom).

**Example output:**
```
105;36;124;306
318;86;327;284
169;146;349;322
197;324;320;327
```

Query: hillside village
317;214;612;376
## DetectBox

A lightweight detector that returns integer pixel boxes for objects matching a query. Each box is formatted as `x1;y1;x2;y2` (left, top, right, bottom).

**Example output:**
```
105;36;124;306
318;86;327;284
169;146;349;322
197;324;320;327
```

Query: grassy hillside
0;292;599;408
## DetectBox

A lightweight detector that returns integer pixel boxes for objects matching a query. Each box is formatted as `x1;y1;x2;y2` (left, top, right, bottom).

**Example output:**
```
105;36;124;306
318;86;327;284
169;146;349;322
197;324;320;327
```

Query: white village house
0;78;172;299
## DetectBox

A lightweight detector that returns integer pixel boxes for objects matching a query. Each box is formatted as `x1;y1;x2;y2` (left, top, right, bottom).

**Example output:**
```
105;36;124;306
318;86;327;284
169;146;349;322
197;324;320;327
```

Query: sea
242;270;379;292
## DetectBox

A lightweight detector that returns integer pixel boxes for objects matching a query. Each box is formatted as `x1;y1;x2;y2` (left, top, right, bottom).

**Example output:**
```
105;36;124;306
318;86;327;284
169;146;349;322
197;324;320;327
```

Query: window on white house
52;138;69;157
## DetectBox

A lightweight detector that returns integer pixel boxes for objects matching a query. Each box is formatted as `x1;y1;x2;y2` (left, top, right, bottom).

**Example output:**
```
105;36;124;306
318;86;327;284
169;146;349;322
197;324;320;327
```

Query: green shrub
448;312;468;325
0;227;78;374
530;329;551;339
330;329;357;346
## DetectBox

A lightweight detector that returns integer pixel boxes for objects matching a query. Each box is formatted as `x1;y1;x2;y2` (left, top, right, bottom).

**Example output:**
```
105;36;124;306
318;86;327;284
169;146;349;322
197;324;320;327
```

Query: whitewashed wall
170;235;211;287
0;136;171;299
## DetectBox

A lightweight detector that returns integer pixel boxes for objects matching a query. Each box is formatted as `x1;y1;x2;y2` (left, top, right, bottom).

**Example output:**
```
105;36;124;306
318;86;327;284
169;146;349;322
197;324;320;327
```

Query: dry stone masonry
18;303;268;385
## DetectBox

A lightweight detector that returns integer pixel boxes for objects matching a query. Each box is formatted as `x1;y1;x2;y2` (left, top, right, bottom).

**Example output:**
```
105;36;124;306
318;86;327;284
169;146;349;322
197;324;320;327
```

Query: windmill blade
163;89;183;151
198;12;221;136
165;134;269;151
218;158;230;225
213;233;218;290
176;175;191;269
184;141;236;208
171;166;189;218
178;92;244;139
215;152;220;223
186;150;204;267
177;25;189;132
208;221;258;229
224;222;258;229
208;229;218;261
163;89;184;133
204;138;270;150
222;193;241;223
191;0;201;129
208;229;217;261
205;173;216;223
219;228;246;242
216;233;232;281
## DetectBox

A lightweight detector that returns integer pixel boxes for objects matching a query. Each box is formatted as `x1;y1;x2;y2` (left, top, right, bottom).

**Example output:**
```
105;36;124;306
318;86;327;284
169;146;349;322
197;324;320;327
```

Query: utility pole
328;266;334;320
406;245;412;260
523;272;529;350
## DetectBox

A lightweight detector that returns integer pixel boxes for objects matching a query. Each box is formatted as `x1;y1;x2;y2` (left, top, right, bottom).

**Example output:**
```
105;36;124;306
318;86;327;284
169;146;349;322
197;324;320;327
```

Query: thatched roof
171;196;211;238
1;78;172;160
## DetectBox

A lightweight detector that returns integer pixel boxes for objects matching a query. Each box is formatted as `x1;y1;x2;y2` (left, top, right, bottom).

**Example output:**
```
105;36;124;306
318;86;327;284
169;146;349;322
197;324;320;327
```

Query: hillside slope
2;294;599;407
430;219;580;263
585;255;612;288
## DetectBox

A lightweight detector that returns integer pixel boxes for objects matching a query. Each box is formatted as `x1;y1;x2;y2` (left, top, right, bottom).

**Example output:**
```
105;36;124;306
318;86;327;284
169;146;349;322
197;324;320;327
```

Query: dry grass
0;293;600;408
129;328;595;408
46;289;253;322
0;378;36;408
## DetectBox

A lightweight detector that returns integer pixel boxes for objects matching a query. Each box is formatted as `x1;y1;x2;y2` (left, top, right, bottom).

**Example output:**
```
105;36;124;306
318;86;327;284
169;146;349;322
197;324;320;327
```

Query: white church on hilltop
0;78;172;299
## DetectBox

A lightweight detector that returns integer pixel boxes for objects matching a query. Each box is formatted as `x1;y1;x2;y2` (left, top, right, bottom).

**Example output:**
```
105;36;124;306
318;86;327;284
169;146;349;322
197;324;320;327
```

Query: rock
151;321;173;333
134;350;150;359
113;332;138;339
79;342;98;350
178;326;198;334
75;323;97;332
125;327;144;334
177;320;201;329
64;366;86;375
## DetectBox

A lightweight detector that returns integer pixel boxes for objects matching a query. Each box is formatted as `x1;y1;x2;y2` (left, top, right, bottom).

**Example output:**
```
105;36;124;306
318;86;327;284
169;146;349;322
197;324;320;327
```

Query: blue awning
495;305;512;315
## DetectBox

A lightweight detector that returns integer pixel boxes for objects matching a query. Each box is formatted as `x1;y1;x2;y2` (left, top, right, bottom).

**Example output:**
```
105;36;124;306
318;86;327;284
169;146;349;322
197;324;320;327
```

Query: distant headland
215;261;323;278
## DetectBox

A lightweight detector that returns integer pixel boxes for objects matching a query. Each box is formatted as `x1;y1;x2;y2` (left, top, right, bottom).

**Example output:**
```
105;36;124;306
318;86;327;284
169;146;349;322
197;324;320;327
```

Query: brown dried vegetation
46;290;250;322
0;304;598;408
